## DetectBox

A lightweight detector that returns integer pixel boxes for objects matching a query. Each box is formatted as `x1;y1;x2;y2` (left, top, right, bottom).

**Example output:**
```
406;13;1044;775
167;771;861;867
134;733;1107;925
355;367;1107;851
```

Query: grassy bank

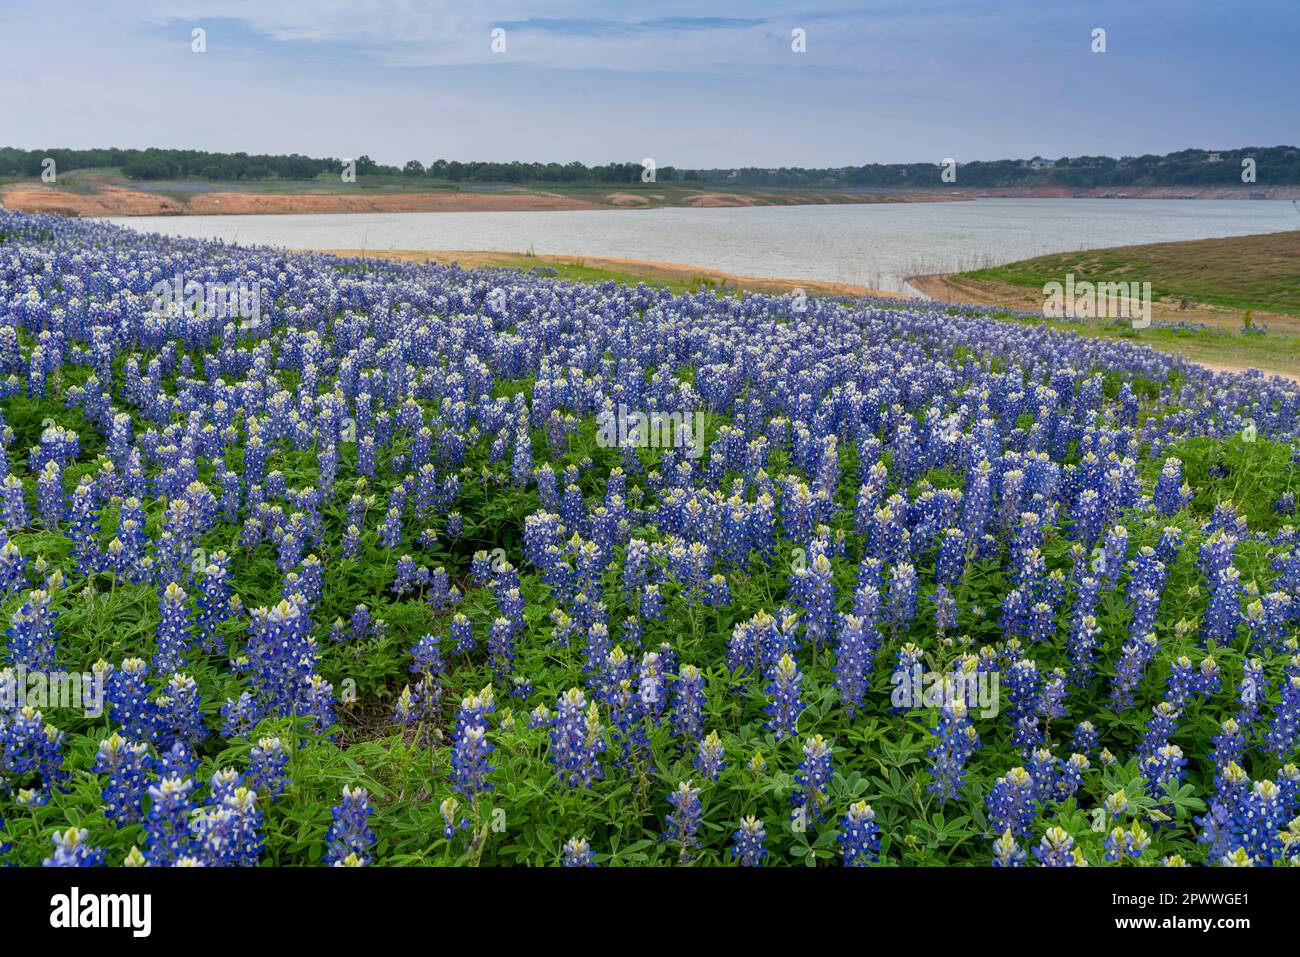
961;229;1300;316
908;230;1300;379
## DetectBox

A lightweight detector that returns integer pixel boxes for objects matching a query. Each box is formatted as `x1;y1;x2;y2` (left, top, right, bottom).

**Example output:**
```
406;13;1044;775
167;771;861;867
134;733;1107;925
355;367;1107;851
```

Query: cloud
493;17;766;38
0;0;1295;167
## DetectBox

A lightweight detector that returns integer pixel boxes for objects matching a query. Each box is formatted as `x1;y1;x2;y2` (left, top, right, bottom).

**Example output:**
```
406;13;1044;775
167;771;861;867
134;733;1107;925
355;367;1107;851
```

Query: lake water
108;198;1299;295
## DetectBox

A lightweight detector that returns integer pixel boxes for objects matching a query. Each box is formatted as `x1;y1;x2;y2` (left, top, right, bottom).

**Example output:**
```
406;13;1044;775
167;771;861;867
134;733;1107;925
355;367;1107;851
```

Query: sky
1;0;1297;168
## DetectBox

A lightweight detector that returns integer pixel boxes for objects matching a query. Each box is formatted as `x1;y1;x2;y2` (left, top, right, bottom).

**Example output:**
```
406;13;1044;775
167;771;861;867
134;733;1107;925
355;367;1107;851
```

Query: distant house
1206;152;1222;162
1029;157;1055;170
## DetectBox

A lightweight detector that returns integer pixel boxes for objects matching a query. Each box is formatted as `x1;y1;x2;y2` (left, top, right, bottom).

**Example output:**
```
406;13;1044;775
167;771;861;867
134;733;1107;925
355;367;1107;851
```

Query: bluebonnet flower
1099;524;1128;588
932;584;957;639
1033;826;1083;867
0;540;27;595
1265;663;1300;760
792;734;834;827
992;829;1026;867
765;653;804;741
1004;658;1043;753
702;573;730;608
671;664;705;743
348;603;376;642
451;686;495;799
1226;779;1288;866
1249;592;1295;654
92;732;153;826
301;674;336;734
1144;744;1188;826
1165;656;1197;707
1;474;30;531
549;688;603;788
324;785;376;866
154;672;204;752
236;598;333;729
487;616;515;678
1111;633;1159;712
1138;701;1182;767
440;796;470;841
663;780;703;863
987;767;1038;839
247;736;289;802
1204;566;1244;645
890;643;925;714
694;730;726;781
730;816;767;866
106;657;157;745
1057;753;1090;803
562;836;595;867
5;589;59;671
886;562;918;638
838;801;881;866
155;740;199;782
641;583;664;620
1072;721;1098;756
450;613;475;656
833;612;878;719
193;785;264;866
144;775;197;866
1103;821;1151;863
935;527;968;587
1153;457;1191;515
409;633;446;676
219;690;259;739
789;551;836;650
1236;657;1266;728
928;697;979;803
1037;667;1068;724
36;461;64;531
195;554;234;655
42;827;106;867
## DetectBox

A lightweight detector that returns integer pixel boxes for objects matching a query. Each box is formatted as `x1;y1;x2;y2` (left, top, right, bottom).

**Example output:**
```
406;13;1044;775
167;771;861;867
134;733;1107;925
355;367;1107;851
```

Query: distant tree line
419;160;691;183
693;147;1300;188
0;147;353;181
0;148;685;184
3;145;1296;187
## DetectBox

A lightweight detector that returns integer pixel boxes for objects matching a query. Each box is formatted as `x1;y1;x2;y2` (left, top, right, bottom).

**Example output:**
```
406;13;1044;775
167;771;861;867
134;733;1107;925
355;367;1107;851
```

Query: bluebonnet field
0;208;1297;868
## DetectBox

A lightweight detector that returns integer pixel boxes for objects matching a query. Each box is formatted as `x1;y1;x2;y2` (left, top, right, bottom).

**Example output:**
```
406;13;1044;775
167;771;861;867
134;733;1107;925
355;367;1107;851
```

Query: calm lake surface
109;199;1299;295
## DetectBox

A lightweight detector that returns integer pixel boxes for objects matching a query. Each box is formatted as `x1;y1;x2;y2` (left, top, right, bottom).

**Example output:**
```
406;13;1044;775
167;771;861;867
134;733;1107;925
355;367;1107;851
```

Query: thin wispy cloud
494;17;766;37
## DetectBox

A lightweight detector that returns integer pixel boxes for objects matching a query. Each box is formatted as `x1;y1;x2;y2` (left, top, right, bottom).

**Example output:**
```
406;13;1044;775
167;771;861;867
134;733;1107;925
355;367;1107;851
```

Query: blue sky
1;0;1296;167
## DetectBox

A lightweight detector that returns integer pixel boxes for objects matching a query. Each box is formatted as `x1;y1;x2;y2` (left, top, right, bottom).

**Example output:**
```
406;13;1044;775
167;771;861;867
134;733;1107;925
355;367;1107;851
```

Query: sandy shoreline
316;248;908;300
0;183;960;218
